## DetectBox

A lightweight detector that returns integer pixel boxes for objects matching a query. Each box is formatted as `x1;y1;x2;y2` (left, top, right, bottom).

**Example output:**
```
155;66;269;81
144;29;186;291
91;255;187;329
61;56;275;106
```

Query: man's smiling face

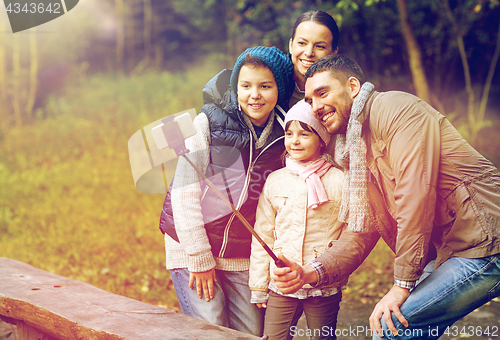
304;71;356;135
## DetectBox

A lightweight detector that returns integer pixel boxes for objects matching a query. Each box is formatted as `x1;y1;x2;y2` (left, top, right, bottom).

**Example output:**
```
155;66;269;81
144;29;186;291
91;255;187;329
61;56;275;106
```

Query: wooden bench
0;258;261;339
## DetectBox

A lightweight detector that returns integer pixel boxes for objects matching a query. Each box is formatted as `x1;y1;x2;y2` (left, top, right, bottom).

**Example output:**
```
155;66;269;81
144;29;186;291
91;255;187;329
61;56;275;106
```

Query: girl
249;99;345;340
163;46;293;336
288;11;340;108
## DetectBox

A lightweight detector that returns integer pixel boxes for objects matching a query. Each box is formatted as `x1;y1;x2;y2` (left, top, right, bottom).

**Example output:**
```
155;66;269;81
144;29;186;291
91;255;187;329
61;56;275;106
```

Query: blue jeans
373;254;500;340
170;268;264;336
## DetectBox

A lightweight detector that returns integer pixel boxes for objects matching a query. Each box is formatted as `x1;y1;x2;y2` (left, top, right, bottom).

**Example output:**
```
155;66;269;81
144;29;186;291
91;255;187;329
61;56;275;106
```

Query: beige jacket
316;91;500;284
249;161;345;302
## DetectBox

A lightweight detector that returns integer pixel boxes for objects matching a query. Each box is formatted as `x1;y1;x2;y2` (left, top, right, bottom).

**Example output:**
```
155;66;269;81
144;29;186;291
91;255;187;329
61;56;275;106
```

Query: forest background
1;0;499;311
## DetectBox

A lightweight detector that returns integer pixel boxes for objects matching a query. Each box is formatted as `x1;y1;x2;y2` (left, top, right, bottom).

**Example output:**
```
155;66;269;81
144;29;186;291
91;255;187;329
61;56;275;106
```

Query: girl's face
285;121;322;163
289;21;336;84
237;65;279;126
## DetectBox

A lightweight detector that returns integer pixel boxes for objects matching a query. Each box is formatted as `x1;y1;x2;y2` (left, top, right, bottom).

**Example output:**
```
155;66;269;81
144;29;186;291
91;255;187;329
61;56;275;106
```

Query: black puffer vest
160;69;286;259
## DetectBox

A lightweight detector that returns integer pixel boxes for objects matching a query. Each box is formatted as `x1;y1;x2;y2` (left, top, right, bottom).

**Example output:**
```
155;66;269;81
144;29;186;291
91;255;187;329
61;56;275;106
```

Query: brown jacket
317;90;500;284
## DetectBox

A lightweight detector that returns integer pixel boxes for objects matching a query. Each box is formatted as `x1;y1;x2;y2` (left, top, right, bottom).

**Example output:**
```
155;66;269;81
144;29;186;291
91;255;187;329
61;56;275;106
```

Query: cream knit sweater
165;112;250;273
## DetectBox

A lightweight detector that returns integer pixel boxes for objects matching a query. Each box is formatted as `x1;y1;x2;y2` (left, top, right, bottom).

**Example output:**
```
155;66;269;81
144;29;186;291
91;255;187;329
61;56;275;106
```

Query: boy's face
237;65;278;127
305;71;355;135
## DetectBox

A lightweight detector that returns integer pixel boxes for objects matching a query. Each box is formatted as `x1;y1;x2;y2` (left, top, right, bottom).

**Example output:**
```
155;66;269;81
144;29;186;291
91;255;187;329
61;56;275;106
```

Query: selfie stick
161;116;286;268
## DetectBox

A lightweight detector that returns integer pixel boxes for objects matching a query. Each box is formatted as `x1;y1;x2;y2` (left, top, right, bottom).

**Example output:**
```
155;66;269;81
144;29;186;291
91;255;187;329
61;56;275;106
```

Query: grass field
5;59;497;312
0;64;224;310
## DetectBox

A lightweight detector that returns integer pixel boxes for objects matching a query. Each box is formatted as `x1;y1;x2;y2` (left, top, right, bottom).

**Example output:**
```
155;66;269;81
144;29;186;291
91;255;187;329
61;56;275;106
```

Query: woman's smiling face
289;21;336;87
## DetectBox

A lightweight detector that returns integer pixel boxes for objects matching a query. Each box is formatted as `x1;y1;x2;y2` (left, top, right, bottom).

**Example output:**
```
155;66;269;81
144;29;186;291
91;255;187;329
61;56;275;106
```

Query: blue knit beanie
230;46;294;105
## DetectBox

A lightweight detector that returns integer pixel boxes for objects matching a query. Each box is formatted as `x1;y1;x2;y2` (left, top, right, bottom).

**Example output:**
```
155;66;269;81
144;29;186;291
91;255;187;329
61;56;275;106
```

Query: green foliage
335;0;359;11
343;240;394;304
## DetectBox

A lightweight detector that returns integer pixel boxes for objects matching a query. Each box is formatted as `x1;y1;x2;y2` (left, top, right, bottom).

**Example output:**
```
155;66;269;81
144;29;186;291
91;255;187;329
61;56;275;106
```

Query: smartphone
151;112;197;150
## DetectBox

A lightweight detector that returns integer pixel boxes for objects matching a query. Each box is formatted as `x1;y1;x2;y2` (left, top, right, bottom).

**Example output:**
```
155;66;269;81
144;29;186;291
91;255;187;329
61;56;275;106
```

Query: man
272;54;500;339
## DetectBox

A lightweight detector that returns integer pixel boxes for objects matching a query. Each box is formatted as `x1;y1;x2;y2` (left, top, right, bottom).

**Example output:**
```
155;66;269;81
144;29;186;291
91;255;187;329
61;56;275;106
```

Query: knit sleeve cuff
251;290;269;304
187;251;216;273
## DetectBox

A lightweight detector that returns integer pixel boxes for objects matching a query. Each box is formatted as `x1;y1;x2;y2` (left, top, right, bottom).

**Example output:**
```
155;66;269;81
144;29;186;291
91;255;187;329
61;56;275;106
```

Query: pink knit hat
284;99;330;145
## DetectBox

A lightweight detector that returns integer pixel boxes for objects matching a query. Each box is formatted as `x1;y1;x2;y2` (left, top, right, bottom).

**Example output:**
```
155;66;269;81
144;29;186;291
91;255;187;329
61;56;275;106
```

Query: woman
162;46;294;336
288;10;340;108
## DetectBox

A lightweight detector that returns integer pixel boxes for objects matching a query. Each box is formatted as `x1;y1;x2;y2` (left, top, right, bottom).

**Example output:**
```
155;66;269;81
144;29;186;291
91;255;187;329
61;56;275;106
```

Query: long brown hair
291;11;340;50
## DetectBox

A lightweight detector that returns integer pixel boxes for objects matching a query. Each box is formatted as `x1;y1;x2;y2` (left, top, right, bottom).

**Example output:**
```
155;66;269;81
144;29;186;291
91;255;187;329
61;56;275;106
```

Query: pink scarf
285;158;332;209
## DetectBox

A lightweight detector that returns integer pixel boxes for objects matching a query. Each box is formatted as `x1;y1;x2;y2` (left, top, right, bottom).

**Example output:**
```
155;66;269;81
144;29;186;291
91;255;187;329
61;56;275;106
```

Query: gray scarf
242;109;276;149
334;82;374;232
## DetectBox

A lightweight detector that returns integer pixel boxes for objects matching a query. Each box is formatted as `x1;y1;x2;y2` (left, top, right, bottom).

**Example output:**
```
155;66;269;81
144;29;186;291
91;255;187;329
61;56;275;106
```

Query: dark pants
264;290;342;340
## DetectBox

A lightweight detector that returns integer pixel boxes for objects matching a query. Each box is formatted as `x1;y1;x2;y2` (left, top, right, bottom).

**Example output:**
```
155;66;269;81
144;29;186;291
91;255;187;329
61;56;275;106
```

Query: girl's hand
256;302;267;309
189;268;217;302
271;253;318;294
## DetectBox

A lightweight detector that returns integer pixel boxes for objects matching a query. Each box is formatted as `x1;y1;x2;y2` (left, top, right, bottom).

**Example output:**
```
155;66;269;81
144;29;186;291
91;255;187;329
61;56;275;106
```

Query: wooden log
0;258;261;340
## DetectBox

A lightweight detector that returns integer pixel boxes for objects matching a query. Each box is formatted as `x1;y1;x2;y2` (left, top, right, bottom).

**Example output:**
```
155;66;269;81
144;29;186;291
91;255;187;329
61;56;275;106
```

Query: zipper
200;185;209;202
218;132;284;257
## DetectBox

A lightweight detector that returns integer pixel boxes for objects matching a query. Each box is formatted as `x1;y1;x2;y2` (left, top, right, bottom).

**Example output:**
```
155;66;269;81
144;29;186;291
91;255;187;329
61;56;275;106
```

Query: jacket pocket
436;185;485;251
272;195;289;216
434;185;469;227
272;194;289;206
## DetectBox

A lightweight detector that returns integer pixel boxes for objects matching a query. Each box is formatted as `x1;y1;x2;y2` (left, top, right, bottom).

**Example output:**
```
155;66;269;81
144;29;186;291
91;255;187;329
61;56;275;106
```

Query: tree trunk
126;0;136;72
143;0;152;62
0;45;8;129
26;28;38;118
443;0;476;142
131;0;152;75
396;0;430;102
154;44;163;70
115;0;125;73
477;17;500;130
11;34;23;127
0;17;8;131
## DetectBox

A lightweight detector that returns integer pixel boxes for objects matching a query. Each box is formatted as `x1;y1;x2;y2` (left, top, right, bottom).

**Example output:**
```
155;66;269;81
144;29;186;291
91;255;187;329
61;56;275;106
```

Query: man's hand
271;253;318;294
189;268;217;302
369;284;411;337
256;302;267;308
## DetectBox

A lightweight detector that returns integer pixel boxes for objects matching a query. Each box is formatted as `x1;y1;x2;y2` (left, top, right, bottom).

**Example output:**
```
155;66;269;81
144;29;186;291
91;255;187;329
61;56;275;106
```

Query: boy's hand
256;303;267;308
189;268;217;301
